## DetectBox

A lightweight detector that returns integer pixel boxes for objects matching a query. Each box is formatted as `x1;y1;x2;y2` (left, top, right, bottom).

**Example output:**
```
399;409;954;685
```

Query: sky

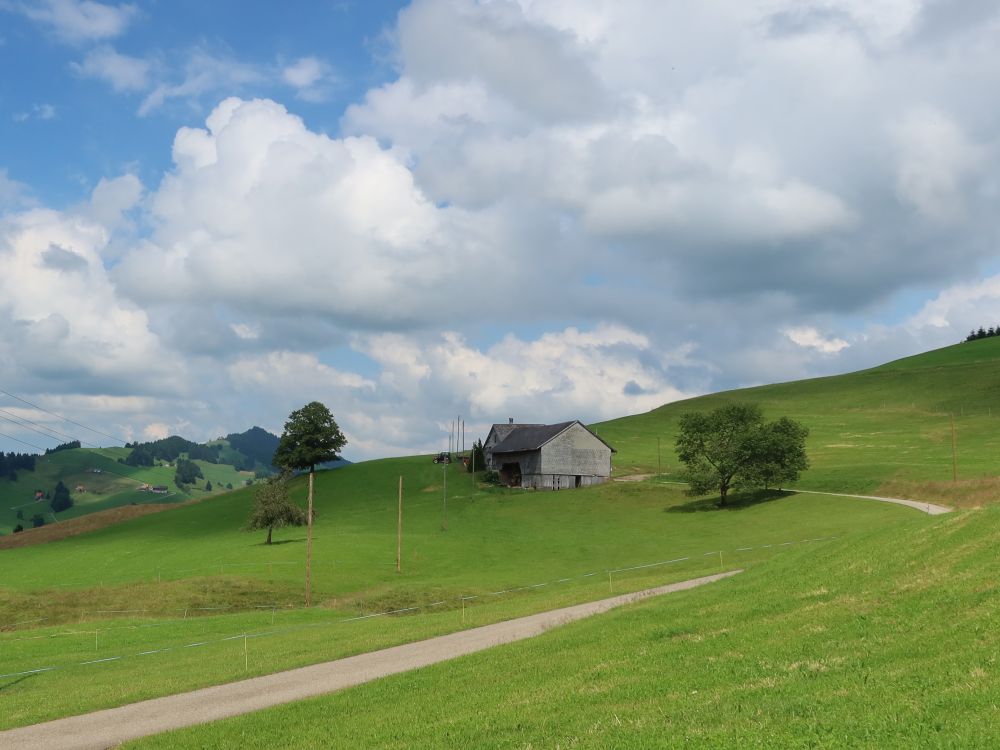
1;0;999;460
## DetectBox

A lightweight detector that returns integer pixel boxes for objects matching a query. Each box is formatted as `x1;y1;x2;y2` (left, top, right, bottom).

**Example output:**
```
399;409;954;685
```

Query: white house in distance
483;419;616;489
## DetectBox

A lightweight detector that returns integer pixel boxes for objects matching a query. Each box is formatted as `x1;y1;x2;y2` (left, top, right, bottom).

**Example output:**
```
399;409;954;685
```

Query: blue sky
1;1;999;459
1;1;402;205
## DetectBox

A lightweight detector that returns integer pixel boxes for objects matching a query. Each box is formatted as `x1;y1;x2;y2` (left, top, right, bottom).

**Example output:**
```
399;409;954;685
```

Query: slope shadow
665;489;789;513
0;674;36;692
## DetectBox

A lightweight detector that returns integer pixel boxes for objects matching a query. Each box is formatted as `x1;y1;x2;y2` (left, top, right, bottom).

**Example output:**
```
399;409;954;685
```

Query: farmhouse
483;419;615;489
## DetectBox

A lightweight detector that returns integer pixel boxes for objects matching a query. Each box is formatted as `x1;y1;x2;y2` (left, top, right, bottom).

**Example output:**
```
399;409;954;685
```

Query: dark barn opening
500;462;522;487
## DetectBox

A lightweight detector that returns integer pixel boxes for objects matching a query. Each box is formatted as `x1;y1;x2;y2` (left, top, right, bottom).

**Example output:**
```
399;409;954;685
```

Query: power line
0;409;101;448
0;429;47;452
0;389;128;445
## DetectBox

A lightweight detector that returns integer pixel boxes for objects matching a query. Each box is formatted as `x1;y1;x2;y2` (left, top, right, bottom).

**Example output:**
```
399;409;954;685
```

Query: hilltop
0;426;280;536
595;336;1000;505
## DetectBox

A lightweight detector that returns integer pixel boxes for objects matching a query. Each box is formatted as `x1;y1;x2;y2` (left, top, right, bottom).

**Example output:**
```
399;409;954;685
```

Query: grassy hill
4;340;1000;739
0;428;282;535
595;337;1000;502
0;447;254;536
0;458;912;729
130;503;1000;749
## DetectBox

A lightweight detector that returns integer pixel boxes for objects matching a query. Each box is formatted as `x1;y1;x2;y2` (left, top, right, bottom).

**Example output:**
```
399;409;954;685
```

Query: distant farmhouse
483;419;616;489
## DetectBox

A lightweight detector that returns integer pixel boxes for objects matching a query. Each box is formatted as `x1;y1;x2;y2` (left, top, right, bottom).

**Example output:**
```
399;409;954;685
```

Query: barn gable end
486;420;615;490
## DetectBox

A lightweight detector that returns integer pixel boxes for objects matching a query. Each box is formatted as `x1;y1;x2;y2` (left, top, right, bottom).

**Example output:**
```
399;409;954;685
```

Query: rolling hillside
133;502;1000;749
4;341;1000;738
595;336;1000;502
0;427;279;536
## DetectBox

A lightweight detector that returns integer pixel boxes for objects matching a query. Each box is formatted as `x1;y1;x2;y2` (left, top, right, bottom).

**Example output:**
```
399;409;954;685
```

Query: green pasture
0;457;914;729
131;504;1000;749
0;447;253;534
596;336;1000;496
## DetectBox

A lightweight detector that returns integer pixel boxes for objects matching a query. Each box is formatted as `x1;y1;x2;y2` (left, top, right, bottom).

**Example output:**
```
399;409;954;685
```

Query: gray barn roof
492;420;616;454
487;422;542;444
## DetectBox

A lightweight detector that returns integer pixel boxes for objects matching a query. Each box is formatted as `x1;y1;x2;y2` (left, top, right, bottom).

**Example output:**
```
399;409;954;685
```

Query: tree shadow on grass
251;537;307;547
665;489;790;513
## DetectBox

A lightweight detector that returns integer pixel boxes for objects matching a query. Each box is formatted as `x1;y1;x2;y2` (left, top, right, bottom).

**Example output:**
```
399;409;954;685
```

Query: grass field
596;336;1000;501
4;339;999;740
0;447;254;535
127;503;1000;749
0;457;913;729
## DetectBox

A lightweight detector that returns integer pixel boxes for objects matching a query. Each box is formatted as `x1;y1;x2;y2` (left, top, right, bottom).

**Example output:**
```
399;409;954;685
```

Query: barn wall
494;450;542;486
539;423;612;478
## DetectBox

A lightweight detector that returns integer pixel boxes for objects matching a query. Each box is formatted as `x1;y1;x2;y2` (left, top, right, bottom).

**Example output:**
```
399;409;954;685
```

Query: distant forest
122;435;222;467
0;452;36;480
965;326;1000;342
225;426;279;469
120;427;279;471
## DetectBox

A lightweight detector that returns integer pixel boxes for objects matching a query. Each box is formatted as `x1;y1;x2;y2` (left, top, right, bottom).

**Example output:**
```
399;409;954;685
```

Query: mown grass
129;505;1000;749
0;460;912;729
596;337;1000;501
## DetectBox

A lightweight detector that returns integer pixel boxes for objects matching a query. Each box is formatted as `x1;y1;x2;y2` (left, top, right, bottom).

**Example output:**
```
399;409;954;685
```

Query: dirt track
0;570;741;750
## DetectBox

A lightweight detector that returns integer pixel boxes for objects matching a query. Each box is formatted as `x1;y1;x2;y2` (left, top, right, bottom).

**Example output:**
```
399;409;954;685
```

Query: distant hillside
0;426;282;536
224;426;280;470
593;336;1000;503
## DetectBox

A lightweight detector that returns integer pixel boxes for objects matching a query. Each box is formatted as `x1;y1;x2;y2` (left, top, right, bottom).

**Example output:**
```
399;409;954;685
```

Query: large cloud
4;0;1000;459
116;97;476;330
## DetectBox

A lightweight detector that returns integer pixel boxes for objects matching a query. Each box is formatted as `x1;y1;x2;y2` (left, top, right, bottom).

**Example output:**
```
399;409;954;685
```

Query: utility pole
306;469;314;607
442;461;448;531
396;476;403;573
950;413;958;482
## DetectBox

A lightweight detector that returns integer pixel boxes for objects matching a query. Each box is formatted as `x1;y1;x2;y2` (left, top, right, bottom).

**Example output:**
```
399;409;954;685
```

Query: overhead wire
0;388;128;445
0;406;100;448
0;429;47;452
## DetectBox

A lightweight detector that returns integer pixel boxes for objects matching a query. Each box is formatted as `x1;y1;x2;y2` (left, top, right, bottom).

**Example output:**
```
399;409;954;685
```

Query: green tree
246;477;306;545
30;514;45;528
51;481;73;513
205;480;213;492
466;439;485;473
174;458;204;488
13;523;23;533
675;403;809;506
274;401;347;606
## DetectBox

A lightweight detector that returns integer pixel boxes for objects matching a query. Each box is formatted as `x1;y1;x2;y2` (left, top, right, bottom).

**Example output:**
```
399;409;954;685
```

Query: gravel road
0;570;741;750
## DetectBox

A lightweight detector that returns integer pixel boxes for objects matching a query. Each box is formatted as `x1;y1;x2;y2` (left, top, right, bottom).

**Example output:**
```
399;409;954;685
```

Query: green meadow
0;457;910;729
597;336;1000;500
3;339;999;740
131;504;1000;749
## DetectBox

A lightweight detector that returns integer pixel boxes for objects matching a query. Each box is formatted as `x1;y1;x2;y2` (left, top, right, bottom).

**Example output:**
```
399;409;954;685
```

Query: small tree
13;523;24;533
675;403;809;506
467;439;485;473
246;477;306;545
51;481;73;513
274;401;347;606
205;480;213;492
30;514;46;528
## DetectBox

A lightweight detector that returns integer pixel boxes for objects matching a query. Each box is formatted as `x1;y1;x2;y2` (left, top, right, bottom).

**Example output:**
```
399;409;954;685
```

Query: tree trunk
718;482;728;507
266;527;272;545
306;467;314;607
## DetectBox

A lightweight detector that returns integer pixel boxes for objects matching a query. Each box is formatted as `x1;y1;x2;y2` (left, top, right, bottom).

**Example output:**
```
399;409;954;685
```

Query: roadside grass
0;460;914;728
596;336;1000;500
128;506;1000;749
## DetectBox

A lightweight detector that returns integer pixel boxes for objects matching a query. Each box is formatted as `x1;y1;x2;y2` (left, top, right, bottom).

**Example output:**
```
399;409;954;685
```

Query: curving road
0;570;742;750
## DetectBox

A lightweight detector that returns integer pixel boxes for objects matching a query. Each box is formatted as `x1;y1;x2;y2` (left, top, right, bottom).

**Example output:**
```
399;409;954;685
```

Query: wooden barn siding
495;450;542;476
540;424;612;477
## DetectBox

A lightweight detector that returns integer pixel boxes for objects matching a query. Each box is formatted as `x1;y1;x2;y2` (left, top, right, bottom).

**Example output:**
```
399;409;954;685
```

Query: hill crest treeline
965;326;1000;342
